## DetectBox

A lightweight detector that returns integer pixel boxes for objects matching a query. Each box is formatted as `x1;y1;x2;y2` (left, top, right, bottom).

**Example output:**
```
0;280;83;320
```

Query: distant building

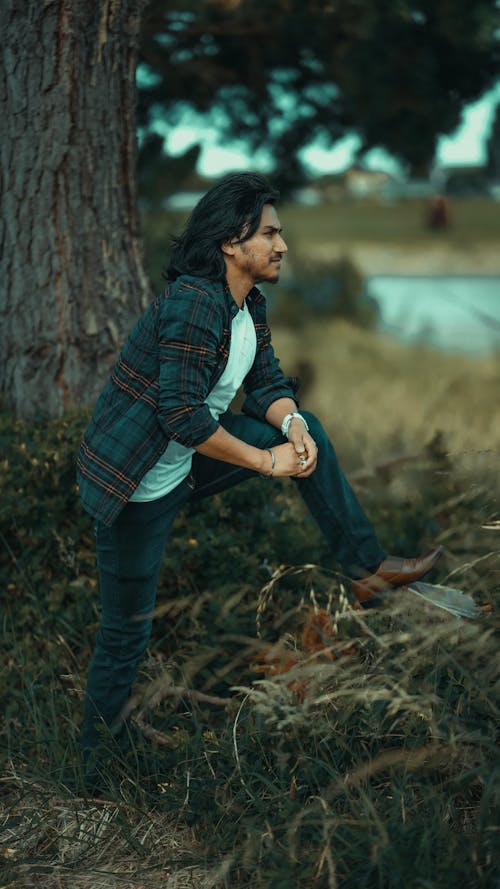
342;166;394;199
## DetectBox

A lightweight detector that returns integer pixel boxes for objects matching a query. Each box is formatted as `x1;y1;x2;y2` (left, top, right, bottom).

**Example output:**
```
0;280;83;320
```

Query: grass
278;197;500;249
1;316;500;886
2;589;499;887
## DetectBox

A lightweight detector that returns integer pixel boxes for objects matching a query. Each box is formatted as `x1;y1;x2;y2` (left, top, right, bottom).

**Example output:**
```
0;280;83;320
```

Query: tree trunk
0;0;151;418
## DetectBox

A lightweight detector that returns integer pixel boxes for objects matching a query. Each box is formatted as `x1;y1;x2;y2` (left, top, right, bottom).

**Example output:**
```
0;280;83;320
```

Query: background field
272;319;500;466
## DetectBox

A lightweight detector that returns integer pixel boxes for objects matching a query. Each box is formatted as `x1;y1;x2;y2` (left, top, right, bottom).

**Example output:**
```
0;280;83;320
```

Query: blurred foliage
140;206;186;288
269;255;380;329
445;167;492;196
0;410;97;662
138;133;201;210
486;101;500;180
138;0;499;191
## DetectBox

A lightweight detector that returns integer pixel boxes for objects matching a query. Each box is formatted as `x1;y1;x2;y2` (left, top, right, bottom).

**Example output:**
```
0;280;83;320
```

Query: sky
159;81;500;179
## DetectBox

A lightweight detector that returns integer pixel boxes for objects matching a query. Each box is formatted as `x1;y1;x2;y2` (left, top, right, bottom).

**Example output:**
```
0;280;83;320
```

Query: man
77;172;441;778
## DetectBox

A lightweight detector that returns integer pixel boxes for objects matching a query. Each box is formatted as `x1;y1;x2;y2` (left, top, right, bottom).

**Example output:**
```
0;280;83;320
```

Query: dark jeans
82;410;386;762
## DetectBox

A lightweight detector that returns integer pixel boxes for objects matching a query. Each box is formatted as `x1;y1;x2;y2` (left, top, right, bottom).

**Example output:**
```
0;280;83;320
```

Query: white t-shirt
130;300;257;502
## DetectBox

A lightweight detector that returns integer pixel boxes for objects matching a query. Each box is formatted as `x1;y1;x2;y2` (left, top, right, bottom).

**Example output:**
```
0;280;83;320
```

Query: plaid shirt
77;275;299;525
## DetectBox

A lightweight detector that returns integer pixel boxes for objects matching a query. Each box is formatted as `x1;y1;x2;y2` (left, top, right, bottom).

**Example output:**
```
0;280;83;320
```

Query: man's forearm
265;397;298;430
194;425;268;474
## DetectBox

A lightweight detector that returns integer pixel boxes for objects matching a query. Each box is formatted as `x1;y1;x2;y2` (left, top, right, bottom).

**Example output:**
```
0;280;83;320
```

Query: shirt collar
223;283;264;318
247;286;264;304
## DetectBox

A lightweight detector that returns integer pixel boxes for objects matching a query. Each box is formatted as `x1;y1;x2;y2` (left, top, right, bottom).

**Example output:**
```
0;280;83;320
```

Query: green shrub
268;255;380;330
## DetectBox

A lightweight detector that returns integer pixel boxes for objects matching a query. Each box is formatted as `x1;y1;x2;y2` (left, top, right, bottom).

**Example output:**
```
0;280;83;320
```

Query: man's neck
224;268;252;308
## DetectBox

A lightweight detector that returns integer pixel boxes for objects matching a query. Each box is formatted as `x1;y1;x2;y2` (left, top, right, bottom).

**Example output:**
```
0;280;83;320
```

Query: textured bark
0;0;151;417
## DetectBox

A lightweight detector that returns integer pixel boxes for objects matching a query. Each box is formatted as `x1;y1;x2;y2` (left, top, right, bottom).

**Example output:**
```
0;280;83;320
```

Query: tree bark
0;0;151;418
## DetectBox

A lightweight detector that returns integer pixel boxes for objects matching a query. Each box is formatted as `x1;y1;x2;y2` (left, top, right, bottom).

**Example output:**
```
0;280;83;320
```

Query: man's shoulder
165;275;226;300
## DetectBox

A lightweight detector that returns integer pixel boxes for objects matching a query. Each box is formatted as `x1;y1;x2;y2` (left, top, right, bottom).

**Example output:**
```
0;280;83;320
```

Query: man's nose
275;234;288;253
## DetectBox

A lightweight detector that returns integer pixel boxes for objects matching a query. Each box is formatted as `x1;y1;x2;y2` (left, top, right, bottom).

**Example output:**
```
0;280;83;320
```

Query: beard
238;246;282;284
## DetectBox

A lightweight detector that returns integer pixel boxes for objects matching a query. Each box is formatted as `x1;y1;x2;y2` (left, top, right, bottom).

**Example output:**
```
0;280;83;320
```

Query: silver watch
281;412;309;439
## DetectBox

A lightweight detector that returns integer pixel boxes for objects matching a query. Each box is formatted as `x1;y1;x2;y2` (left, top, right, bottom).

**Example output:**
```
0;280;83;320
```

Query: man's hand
284;416;317;477
266;418;318;478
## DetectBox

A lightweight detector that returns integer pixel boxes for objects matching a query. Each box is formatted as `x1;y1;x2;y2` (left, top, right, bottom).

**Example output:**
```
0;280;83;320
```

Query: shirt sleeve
157;280;222;446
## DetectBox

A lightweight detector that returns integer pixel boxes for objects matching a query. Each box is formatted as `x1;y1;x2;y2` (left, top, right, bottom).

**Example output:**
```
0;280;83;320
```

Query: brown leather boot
351;545;443;607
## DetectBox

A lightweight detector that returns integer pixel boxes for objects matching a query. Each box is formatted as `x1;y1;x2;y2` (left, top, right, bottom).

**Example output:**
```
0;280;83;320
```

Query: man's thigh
102;480;191;573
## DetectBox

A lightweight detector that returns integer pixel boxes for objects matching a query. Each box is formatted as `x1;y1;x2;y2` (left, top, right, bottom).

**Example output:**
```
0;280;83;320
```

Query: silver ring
298;456;307;466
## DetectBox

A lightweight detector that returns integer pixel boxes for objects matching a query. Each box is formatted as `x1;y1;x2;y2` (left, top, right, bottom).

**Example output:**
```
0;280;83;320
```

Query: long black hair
165;172;279;281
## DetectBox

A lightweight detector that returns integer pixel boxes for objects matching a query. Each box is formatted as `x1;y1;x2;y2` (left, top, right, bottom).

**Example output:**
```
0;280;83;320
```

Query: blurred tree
137;133;201;208
138;0;499;191
1;0;150;418
486;102;500;181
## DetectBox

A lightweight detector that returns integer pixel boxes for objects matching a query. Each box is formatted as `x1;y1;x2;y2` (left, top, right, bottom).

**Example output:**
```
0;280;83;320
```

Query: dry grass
273;318;500;474
1;779;221;889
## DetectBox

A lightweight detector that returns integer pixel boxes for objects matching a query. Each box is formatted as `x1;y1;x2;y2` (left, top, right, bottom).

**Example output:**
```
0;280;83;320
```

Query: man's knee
97;615;152;664
300;410;326;443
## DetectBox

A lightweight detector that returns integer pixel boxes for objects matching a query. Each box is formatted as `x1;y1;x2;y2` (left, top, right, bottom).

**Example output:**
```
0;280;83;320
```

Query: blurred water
369;276;500;354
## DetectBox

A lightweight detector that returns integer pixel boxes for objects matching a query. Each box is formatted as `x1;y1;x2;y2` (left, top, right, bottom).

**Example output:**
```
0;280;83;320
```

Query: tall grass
1;324;499;888
2;588;498;887
272;319;500;472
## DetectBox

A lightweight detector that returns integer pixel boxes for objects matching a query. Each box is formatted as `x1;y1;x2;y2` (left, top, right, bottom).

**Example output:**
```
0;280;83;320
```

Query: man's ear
221;239;237;257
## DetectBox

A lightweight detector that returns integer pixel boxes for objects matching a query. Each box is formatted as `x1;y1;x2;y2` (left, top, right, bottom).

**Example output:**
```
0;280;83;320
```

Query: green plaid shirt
77;275;298;525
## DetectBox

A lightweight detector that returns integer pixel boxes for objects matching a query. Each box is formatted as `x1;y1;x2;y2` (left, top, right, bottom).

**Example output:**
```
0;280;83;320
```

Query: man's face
232;203;288;285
